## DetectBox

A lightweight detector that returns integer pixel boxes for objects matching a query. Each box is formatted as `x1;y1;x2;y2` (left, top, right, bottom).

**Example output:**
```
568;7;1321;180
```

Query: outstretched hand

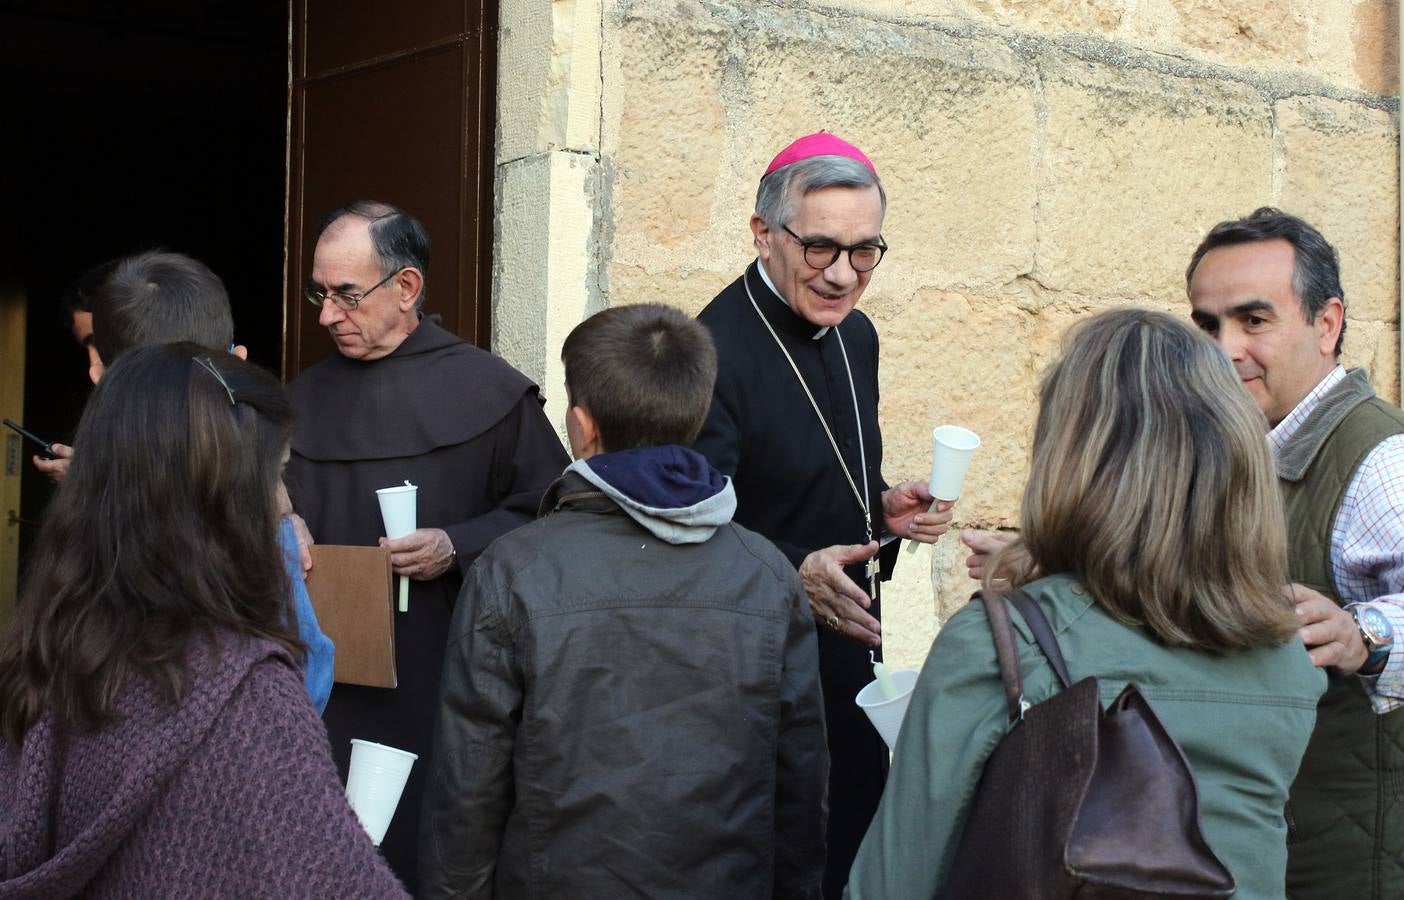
961;530;1024;584
288;513;315;573
276;480;314;573
800;542;882;647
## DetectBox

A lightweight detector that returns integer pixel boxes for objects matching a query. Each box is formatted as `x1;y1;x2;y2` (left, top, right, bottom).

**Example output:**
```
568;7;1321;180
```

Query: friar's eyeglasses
305;268;404;311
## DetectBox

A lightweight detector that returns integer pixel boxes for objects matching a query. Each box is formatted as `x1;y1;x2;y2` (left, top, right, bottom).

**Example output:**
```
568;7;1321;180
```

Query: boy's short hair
562;304;717;451
92;251;234;364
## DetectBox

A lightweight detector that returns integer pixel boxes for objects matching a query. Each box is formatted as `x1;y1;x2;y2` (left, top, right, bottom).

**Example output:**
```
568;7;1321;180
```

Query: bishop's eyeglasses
305;267;404;311
782;225;887;273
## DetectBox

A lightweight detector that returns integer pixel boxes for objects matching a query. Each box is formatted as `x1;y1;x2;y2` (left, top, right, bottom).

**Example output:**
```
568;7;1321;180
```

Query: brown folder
304;545;397;689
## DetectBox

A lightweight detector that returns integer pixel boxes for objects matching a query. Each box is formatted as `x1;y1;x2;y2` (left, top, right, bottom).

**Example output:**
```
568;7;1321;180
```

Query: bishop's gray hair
754;155;887;229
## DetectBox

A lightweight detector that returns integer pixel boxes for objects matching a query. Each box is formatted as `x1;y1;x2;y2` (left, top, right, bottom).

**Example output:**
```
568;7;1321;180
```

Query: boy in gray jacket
421;303;828;899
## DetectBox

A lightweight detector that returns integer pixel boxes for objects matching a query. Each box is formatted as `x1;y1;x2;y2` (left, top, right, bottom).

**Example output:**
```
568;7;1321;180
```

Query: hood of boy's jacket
565;445;736;544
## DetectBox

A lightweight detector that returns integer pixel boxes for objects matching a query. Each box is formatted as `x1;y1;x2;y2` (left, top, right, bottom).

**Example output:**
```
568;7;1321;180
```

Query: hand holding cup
905;425;980;554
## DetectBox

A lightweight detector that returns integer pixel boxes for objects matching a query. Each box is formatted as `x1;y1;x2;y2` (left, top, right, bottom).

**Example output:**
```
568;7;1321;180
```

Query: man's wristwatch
1348;603;1394;675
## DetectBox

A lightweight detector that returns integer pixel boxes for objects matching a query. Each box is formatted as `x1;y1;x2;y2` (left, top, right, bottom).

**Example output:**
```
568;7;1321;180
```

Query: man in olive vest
1187;207;1404;898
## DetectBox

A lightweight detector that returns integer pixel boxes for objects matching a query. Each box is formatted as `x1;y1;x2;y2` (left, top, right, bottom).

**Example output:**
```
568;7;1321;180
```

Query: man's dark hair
1186;206;1346;355
91;251;234;365
562;304;718;452
318;200;431;308
59;259;118;328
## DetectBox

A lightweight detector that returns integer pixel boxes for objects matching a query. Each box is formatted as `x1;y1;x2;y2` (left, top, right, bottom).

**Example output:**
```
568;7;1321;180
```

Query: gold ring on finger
826;613;841;631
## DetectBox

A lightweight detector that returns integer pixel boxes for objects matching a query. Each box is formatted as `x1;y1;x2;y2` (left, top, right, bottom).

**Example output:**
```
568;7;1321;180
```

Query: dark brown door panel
285;0;497;379
303;0;467;77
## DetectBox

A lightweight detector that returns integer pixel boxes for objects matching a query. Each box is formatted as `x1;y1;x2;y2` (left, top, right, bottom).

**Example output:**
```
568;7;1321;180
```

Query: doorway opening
0;0;289;596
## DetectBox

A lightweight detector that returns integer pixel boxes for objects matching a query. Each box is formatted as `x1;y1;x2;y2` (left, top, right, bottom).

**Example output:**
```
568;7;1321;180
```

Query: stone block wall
495;0;1400;672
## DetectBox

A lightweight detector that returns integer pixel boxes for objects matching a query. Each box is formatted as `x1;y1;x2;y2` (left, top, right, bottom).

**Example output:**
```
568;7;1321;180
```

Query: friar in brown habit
287;201;568;893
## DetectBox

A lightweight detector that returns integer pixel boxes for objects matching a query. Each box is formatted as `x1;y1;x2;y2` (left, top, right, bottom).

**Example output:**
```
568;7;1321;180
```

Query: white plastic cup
375;483;418;540
929;425;981;502
855;669;919;751
345;739;418;846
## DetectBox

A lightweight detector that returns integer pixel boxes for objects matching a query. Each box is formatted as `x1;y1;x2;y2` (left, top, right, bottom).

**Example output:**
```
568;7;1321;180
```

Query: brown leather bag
938;590;1236;900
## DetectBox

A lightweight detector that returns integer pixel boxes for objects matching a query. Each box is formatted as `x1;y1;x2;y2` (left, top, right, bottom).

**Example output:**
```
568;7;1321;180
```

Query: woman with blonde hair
846;308;1324;899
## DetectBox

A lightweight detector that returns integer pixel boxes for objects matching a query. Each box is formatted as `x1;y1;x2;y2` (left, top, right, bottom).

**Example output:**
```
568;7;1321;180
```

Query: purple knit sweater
0;633;408;899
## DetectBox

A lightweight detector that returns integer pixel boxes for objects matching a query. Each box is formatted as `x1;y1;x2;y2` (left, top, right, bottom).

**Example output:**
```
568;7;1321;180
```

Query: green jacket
1274;371;1404;899
846;573;1325;900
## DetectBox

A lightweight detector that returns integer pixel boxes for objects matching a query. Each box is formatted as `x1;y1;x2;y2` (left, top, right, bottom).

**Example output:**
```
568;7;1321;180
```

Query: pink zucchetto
763;132;876;177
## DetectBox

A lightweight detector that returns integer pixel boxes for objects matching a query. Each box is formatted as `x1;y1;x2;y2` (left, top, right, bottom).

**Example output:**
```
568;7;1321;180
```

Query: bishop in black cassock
693;134;952;899
288;204;568;892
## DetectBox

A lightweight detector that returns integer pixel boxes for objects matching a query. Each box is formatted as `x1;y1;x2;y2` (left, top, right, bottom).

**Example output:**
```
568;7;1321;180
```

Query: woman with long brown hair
0;344;406;898
846;308;1325;899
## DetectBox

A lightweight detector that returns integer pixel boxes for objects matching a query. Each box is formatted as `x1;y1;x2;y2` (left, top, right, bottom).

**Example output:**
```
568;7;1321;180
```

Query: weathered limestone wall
495;0;1400;673
494;0;607;429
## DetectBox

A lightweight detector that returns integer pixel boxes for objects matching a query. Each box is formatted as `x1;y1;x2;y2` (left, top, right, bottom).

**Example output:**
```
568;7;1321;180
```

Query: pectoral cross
863;520;878;601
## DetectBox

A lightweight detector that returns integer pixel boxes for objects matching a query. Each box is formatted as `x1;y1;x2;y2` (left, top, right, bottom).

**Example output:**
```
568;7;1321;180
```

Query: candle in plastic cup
905;425;981;555
929;425;980;502
872;656;899;700
345;739;418;846
376;484;417;613
855;669;919;752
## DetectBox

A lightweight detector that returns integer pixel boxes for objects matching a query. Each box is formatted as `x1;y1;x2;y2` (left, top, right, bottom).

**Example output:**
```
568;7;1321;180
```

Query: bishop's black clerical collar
748;261;830;341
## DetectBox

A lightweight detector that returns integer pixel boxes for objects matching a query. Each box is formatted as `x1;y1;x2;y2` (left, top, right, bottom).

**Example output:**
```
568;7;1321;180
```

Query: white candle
904;498;943;555
873;655;899;700
401;480;409;614
376;480;418;614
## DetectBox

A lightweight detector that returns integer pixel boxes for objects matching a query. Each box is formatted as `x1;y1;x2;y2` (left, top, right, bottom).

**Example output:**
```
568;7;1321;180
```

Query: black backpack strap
978;591;1026;722
1007;589;1073;690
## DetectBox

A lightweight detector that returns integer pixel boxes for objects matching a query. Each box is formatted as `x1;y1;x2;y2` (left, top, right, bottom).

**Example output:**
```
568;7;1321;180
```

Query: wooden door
283;0;499;379
0;286;26;624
